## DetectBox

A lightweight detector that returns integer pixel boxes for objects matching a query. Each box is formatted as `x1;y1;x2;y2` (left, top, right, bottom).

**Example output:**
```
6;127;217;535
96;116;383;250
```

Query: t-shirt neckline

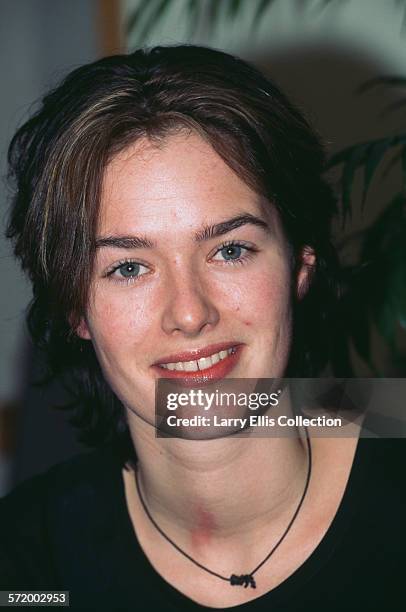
112;429;370;611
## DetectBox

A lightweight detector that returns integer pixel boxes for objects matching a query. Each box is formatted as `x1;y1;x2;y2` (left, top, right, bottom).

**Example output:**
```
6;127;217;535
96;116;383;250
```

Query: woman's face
78;131;312;423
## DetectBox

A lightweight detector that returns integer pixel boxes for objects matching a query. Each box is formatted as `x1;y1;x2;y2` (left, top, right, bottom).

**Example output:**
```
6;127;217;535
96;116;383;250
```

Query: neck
126;407;309;551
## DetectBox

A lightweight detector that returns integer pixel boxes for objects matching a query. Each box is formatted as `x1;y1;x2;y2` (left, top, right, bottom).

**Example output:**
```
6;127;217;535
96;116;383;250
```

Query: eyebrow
194;213;269;242
95;235;154;249
95;213;270;250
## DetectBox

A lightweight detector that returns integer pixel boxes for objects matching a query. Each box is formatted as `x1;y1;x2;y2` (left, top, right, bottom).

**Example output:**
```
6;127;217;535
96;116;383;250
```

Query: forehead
99;131;270;236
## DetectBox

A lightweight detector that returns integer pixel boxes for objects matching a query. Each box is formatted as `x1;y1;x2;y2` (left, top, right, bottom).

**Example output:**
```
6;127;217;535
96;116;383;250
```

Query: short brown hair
6;45;339;462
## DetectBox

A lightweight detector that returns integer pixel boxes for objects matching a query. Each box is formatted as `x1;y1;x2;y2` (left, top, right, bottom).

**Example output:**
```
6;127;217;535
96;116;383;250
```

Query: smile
152;343;243;385
158;347;236;372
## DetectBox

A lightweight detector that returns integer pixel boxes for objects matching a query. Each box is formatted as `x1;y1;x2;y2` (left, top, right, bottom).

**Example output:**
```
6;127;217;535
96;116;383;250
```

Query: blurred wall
124;0;406;72
0;0;102;495
123;0;406;247
123;0;406;187
124;0;406;374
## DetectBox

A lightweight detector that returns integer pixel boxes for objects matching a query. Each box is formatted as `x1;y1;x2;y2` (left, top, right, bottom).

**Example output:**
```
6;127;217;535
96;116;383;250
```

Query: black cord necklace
134;428;312;590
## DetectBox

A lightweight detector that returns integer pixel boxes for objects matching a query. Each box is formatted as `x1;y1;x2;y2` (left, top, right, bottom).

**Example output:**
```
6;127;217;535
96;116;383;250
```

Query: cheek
218;261;292;328
86;285;156;355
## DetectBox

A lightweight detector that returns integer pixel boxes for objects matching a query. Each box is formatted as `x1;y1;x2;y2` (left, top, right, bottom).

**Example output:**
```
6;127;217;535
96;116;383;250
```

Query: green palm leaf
126;0;173;42
361;194;406;351
252;0;276;30
361;139;393;208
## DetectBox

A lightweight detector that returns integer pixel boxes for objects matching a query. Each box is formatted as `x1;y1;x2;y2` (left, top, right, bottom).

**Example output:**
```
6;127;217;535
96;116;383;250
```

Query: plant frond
361;194;406;350
127;0;174;43
340;144;370;220
251;0;276;30
361;139;393;208
379;97;406;119
357;75;406;95
226;0;244;20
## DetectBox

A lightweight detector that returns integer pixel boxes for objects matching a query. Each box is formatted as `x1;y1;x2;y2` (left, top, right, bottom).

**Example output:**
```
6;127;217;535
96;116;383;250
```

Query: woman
0;45;404;610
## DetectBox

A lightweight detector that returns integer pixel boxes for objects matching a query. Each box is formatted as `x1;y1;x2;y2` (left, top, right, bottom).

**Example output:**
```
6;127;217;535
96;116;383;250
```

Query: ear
75;316;92;340
295;245;316;300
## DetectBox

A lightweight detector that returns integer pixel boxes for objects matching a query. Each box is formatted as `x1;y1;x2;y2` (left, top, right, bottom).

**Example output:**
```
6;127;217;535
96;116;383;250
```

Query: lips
151;342;244;385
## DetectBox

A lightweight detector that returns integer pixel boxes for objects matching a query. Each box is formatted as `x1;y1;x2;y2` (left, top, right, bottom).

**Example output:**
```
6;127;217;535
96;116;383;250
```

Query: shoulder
355;410;406;492
0;448;123;589
345;436;406;574
0;447;120;516
351;434;406;514
357;435;406;483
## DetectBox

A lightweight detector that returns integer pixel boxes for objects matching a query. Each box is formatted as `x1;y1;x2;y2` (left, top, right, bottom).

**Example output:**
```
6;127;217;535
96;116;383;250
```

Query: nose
161;266;220;337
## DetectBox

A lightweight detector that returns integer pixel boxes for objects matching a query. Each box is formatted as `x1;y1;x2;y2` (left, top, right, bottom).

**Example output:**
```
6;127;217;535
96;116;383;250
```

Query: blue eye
212;241;257;265
220;244;242;260
117;262;141;278
107;260;149;283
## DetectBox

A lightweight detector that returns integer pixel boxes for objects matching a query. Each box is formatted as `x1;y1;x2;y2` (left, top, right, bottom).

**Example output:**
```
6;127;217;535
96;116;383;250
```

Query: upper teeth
159;348;235;372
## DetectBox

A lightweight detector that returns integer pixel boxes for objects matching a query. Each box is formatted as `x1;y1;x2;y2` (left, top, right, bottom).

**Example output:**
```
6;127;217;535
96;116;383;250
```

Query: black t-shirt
0;428;405;610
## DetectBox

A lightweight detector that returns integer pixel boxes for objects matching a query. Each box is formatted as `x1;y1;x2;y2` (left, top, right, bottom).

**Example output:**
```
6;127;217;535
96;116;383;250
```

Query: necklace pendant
229;574;256;589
